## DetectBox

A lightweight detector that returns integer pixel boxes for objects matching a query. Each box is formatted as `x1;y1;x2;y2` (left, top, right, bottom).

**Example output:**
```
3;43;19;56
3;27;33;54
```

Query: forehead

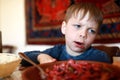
70;11;98;27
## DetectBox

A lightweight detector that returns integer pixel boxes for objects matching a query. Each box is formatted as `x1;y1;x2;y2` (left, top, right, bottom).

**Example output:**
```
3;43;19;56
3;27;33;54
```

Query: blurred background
0;0;120;54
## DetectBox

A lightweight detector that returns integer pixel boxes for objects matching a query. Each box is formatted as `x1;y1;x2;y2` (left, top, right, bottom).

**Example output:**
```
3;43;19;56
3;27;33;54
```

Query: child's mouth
74;41;85;49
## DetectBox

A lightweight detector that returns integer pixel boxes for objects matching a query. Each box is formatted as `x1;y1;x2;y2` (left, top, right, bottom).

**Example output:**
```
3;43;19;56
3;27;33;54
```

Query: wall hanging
25;0;120;45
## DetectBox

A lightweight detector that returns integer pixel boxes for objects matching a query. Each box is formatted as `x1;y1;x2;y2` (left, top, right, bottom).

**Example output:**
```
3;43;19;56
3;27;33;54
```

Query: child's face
61;11;98;53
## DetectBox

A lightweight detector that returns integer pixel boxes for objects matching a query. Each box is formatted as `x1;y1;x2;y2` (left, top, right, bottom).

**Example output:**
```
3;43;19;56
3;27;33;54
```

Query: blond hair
64;2;103;27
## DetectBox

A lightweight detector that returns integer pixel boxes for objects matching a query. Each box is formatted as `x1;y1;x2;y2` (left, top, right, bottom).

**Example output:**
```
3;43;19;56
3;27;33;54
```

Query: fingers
37;54;56;64
41;58;56;64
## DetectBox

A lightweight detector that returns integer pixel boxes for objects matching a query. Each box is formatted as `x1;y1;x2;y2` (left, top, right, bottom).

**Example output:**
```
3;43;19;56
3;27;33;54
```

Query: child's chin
73;48;85;53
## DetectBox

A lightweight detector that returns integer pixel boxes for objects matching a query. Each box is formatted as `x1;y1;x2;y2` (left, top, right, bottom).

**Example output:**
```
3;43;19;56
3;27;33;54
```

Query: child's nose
79;30;87;39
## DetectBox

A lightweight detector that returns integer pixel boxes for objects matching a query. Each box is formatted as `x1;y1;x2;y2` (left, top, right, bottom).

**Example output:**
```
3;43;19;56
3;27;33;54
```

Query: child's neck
66;45;83;56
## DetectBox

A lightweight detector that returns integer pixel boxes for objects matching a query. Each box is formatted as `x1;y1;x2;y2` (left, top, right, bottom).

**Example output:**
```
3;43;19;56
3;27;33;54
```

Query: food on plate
0;53;20;64
22;60;120;80
45;60;120;80
0;53;21;77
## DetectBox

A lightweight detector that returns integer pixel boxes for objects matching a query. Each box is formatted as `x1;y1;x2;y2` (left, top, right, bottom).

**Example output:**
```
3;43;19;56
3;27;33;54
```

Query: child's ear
61;21;66;35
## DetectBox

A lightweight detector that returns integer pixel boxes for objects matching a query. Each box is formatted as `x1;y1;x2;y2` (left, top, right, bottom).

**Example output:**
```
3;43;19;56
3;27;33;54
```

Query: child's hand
37;54;56;64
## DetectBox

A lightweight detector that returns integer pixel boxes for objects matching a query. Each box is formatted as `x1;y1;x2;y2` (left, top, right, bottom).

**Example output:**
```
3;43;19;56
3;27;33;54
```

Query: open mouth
74;41;85;49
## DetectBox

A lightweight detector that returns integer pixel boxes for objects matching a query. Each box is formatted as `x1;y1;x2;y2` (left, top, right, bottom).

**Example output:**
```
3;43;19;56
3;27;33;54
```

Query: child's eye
88;29;96;34
73;24;81;28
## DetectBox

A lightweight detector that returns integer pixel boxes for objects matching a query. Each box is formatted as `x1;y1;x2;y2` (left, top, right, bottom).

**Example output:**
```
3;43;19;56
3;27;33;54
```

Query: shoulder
53;44;65;49
86;47;109;57
85;47;111;63
42;44;65;54
88;47;106;54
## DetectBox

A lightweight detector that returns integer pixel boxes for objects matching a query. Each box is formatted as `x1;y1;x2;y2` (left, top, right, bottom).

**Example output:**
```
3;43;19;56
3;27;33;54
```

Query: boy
21;2;110;66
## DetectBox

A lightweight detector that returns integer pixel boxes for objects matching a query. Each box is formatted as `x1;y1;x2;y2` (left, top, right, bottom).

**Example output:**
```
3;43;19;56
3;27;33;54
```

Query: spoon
19;52;46;80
